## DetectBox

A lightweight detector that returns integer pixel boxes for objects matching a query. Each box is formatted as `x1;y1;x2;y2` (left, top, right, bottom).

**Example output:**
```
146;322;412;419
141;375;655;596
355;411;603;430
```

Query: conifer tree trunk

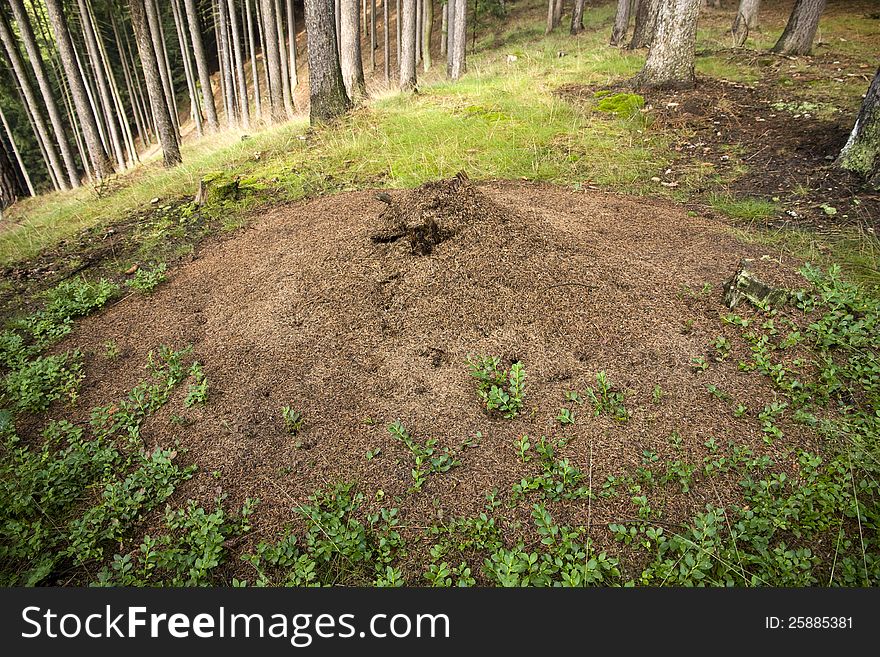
228;0;252;128
76;0;126;171
371;0;377;70
245;0;263;118
341;0;367;101
216;0;237;126
111;12;148;149
570;0;586;35
772;0;825;56
384;0;390;82
0;135;25;211
732;0;760;48
9;0;80;187
629;0;659;49
260;0;286;121
634;0;701;88
449;0;465;80
0;10;69;189
129;0;181;166
440;1;447;57
171;0;204;136
400;0;417;90
287;0;298;87
422;0;432;71
184;0;220;129
275;0;294;117
304;0;351;123
0;102;34;197
144;0;179;133
837;67;880;188
610;0;632;46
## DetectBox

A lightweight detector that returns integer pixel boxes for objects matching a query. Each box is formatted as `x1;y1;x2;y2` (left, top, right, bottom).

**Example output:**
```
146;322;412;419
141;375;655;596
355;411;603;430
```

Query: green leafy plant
584;371;629;422
281;406;304;435
388;420;459;492
466;354;526;419
126;263;168;293
184;362;209;407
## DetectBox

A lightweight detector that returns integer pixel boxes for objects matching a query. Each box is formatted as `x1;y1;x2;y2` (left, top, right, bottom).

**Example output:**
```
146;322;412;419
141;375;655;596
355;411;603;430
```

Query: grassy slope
2;1;877;283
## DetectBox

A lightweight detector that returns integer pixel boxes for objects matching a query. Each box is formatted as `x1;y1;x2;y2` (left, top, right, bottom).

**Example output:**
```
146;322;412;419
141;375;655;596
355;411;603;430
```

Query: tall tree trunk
128;0;181;166
371;0;377;70
422;0;432;70
245;0;263;118
228;0;252;128
216;0;238;126
123;20;155;141
570;0;586;35
610;0;632;46
440;1;447;57
171;0;204;136
112;12;149;150
275;0;294;117
144;0;179;134
446;0;455;76
340;0;367;101
0;136;24;212
772;0;825;56
0;11;69;190
287;0;298;88
396;0;402;65
184;0;220;129
732;0;760;47
449;0;465;80
634;0;701;88
400;0;417;90
629;0;659;49
384;0;390;82
76;0;126;171
553;0;564;29
260;0;285;121
304;0;351;123
255;0;272;107
9;0;80;187
415;0;422;66
72;20;110;154
0;102;34;198
837;67;880;188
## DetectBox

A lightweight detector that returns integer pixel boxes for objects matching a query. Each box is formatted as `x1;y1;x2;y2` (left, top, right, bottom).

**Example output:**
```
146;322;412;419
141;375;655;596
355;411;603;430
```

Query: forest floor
0;1;879;587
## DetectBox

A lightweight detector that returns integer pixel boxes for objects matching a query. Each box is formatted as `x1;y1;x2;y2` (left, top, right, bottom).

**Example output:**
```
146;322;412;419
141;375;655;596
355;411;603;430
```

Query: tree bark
341;0;367;101
446;0;454;73
371;0;377;70
184;0;220;129
449;0;465;80
111;12;148;150
144;0;179;133
772;0;825;56
260;0;286;121
0;102;34;198
570;0;586;35
397;0;402;66
837;67;880;188
227;0;252;128
275;0;294;117
732;0;760;47
171;0;204;136
440;1;447;57
634;0;701;88
9;0;80;187
128;0;181;167
0;10;69;190
629;0;659;49
244;0;263;118
304;0;351;123
610;0;632;46
0;135;24;211
384;0;390;82
287;0;298;88
422;0;433;71
216;0;238;126
400;0;417;90
76;0;126;172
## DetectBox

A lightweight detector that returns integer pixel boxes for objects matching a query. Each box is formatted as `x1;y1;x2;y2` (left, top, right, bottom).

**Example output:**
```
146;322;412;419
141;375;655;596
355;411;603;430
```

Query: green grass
709;193;779;221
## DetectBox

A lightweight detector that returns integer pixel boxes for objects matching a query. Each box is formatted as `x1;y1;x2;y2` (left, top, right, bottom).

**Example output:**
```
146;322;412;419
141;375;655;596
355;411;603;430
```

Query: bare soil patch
48;178;822;578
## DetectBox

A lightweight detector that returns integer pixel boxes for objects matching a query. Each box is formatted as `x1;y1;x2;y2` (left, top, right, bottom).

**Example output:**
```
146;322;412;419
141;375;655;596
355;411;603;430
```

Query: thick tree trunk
610;0;632;46
184;0;220;129
837;67;880;188
570;0;586;35
449;0;466;80
260;0;286;121
128;0;181;167
629;0;659;49
772;0;825;56
422;0;433;71
76;0;126;172
304;0;351;123
255;0;273;105
341;0;367;101
0;103;34;198
400;0;417;90
144;0;179;133
0;11;69;190
228;0;252;128
9;0;79;187
732;0;760;47
634;0;701;89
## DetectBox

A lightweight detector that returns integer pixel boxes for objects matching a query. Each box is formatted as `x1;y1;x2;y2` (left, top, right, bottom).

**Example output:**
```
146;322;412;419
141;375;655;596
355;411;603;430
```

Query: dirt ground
53;178;822;578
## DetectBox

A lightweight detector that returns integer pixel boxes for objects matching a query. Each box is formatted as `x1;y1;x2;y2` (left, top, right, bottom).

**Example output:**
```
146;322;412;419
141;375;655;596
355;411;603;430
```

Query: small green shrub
127;263;167;293
466;354;526;419
2;351;84;412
